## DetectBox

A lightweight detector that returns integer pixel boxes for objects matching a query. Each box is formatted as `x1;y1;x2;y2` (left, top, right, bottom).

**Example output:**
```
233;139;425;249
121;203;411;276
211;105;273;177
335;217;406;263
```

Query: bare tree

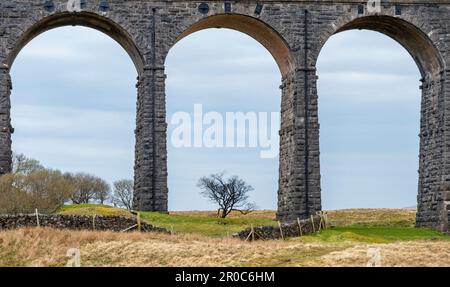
12;153;44;175
68;173;110;205
197;172;256;218
93;178;111;205
112;179;134;210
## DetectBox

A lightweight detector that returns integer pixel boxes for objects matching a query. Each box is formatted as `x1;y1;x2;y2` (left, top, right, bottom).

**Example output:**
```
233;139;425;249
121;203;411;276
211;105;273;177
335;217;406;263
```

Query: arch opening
313;15;446;229
9;25;137;196
165;28;282;211
6;12;144;74
175;14;295;78
317;29;422;210
333;16;444;78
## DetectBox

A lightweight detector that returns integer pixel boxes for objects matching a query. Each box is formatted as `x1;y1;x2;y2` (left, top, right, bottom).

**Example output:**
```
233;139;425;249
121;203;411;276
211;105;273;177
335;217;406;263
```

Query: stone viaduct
0;0;449;231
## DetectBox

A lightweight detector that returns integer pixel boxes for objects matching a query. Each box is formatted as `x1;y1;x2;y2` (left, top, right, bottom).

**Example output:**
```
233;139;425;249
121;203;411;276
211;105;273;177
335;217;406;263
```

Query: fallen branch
120;224;138;233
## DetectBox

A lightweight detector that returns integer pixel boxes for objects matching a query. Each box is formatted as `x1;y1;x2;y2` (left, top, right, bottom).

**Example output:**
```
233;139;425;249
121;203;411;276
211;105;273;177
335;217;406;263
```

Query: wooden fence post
311;215;315;233
35;209;40;228
318;213;323;231
297;218;303;237
246;224;255;242
251;224;255;242
278;221;284;240
137;212;141;232
92;214;96;230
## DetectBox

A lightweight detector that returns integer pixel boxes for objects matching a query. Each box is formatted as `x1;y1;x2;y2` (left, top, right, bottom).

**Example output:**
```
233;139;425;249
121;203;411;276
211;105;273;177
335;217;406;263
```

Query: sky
10;26;421;211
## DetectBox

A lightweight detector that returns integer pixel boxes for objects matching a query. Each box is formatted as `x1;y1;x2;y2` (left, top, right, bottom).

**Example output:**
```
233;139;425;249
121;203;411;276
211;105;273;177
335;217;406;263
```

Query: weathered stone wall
0;67;12;175
1;1;449;231
0;214;169;233
304;3;450;230
417;72;446;229
233;215;323;240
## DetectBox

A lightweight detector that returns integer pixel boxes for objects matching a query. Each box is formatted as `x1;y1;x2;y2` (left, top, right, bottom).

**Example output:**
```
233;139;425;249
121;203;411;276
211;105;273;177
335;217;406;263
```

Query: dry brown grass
0;228;343;267
0;227;449;267
314;241;450;267
326;208;417;227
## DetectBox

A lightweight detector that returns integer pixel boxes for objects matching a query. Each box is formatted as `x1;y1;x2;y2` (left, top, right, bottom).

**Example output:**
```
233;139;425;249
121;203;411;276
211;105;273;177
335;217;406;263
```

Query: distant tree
197;173;256;219
0;154;115;213
12;153;44;175
19;169;75;211
68;173;110;205
93;179;111;205
0;168;75;213
0;173;27;213
112;179;134;210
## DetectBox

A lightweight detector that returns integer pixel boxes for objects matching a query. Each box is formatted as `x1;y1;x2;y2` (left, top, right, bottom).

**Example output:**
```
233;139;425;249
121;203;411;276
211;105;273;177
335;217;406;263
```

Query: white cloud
12;104;134;137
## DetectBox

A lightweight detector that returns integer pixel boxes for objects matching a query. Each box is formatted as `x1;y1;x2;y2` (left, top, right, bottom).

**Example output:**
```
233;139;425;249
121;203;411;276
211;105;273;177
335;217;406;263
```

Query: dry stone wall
0;214;169;233
233;215;323;240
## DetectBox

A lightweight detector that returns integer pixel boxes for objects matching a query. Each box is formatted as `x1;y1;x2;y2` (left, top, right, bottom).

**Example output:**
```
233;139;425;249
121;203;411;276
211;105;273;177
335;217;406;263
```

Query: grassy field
56;205;444;242
140;210;278;237
0;205;448;267
58;204;278;237
58;204;132;218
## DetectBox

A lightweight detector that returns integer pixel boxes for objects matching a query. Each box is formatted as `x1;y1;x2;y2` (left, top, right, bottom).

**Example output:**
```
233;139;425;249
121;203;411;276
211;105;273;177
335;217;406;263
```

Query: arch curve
5;12;144;74
173;14;295;78
316;15;444;78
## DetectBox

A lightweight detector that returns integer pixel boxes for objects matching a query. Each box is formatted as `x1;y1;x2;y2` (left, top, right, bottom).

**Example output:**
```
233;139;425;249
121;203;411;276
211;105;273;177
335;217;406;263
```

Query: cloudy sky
10;26;421;211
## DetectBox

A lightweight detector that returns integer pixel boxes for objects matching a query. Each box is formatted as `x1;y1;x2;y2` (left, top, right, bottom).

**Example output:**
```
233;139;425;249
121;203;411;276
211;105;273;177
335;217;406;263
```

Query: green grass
56;205;277;237
296;225;449;244
56;205;448;242
57;204;132;218
140;211;277;237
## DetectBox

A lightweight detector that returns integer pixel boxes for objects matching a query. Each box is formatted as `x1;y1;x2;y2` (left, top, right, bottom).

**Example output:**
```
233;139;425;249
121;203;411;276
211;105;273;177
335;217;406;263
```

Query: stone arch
314;15;444;77
313;14;447;230
0;11;144;176
166;13;295;78
5;11;144;74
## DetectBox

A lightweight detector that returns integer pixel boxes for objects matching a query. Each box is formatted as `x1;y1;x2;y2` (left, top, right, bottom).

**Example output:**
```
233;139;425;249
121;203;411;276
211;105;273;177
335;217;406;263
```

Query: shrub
0;169;74;214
